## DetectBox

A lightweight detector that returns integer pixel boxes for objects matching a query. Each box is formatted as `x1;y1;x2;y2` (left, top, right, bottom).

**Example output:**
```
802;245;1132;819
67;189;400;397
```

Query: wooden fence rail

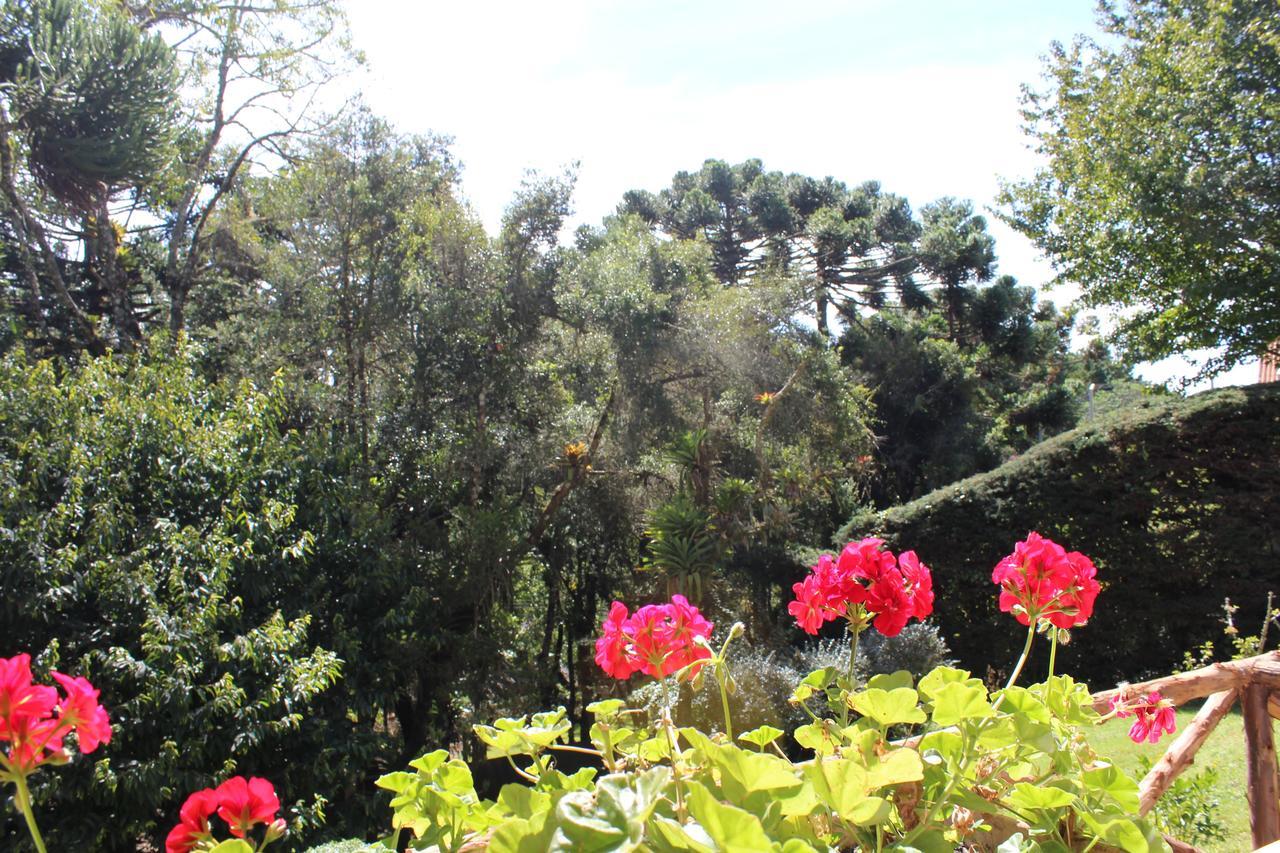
1090;651;1280;851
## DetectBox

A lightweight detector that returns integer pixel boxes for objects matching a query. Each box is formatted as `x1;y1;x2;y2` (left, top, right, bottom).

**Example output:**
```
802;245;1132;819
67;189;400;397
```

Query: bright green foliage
1000;0;1280;377
841;383;1280;683
0;347;340;848
378;663;1166;851
376;750;488;849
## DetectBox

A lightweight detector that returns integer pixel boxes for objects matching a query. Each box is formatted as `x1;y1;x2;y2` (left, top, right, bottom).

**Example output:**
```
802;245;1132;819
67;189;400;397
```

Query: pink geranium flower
166;777;285;851
51;672;112;752
165;788;219;853
0;654;111;774
1111;690;1177;744
216;776;281;838
593;595;713;680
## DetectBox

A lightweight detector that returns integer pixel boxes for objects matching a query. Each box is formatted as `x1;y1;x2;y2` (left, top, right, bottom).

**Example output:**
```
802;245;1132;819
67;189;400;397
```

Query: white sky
342;0;1259;390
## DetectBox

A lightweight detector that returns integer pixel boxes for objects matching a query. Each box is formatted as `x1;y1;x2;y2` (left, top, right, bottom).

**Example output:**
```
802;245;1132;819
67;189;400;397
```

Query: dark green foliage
0;347;340;850
839;283;1105;506
839;384;1280;684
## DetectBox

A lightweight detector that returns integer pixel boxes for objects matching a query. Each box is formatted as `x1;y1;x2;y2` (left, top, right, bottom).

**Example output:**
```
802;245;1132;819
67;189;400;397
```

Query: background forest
0;1;1275;849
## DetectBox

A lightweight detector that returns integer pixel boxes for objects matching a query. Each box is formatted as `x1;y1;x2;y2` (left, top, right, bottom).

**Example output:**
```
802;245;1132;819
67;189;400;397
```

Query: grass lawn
1086;701;1252;852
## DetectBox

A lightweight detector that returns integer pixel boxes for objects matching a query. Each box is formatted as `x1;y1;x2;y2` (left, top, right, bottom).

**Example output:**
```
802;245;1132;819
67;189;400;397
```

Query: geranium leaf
737;725;785;750
929;681;992;726
866;670;915;691
865;748;924;790
1005;781;1077;811
685;781;775;852
849;687;926;727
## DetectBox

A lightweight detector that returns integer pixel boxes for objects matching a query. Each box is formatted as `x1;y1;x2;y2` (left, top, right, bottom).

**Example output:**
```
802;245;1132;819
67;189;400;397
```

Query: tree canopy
1000;0;1280;378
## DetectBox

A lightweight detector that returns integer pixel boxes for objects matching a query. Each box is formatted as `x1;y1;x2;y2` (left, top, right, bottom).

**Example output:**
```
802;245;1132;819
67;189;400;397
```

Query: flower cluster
1110;691;1177;744
788;537;934;637
166;776;285;853
0;654;111;776
992;532;1100;629
595;595;713;680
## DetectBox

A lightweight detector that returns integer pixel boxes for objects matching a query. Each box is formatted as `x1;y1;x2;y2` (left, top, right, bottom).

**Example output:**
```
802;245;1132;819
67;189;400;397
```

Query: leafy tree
915;198;996;340
0;0;357;353
1000;0;1280;378
125;0;358;337
840;276;1130;505
208;108;460;462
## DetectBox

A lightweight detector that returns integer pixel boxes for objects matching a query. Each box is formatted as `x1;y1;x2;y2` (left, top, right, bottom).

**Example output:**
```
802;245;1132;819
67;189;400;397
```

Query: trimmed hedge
839;384;1280;684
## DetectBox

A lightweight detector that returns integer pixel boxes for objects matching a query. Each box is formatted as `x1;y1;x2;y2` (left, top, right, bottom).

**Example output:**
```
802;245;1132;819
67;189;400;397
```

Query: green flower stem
899;727;975;848
1048;629;1059;681
840;616;863;727
504;755;537;784
549;743;603;758
658;678;686;819
716;671;734;741
846;620;861;688
13;774;48;853
994;620;1037;710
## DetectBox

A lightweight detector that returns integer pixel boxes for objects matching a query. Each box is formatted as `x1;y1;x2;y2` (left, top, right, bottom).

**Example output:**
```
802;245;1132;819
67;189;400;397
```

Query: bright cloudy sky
342;0;1257;389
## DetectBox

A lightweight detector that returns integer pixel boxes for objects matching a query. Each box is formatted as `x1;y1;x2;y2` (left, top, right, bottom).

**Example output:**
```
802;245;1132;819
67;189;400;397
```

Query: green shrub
796;622;954;684
0;348;340;849
1138;757;1226;846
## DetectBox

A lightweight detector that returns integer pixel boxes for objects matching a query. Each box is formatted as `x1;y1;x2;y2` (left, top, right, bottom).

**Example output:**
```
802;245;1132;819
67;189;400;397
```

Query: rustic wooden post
1138;688;1238;816
1243;683;1280;848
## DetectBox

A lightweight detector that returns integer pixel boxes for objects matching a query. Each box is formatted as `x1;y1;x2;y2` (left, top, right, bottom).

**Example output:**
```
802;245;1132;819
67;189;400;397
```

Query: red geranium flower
0;654;110;774
165;788;219;853
992;532;1100;629
51;672;112;752
789;538;934;638
899;551;935;621
215;776;281;838
788;573;830;635
594;601;642;679
0;655;58;737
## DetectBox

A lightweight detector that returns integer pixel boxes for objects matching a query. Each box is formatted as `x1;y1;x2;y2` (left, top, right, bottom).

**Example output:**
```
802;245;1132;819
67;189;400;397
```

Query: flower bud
265;818;288;844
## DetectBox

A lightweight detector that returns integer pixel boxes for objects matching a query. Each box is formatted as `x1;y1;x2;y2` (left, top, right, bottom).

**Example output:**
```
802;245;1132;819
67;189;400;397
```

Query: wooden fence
1090;651;1280;852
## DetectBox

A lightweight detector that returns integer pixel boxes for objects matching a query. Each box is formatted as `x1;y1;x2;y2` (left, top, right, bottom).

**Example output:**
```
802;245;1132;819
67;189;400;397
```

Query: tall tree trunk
86;199;139;349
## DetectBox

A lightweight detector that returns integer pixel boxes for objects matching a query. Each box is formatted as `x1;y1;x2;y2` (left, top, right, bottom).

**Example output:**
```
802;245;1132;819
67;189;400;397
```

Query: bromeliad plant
377;534;1178;852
